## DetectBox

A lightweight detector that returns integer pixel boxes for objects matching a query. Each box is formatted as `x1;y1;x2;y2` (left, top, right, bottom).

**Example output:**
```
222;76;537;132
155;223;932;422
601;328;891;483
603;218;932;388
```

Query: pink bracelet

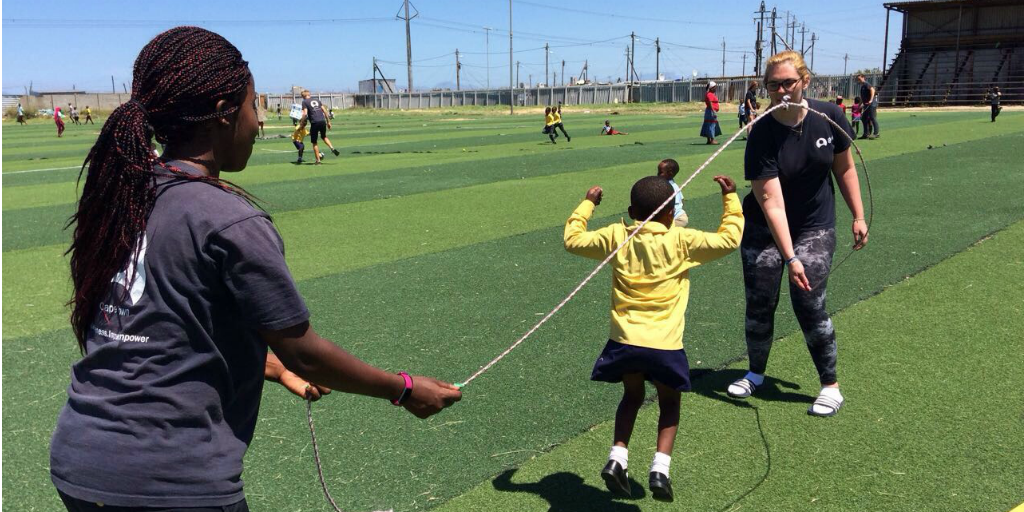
391;372;413;406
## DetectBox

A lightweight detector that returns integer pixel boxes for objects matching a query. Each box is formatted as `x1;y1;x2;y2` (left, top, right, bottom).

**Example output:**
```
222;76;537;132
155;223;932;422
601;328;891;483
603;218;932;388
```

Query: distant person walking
988;86;1002;122
741;81;759;138
17;103;26;125
700;81;722;145
54;106;66;137
83;106;94;124
552;103;571;141
256;96;267;137
69;103;81;125
857;74;878;139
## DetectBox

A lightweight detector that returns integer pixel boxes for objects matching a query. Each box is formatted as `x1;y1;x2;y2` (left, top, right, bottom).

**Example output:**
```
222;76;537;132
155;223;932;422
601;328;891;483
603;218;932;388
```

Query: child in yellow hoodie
564;174;743;502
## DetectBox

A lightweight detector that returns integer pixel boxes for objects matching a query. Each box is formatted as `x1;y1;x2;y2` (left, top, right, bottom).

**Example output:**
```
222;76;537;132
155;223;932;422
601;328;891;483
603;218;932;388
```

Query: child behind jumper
851;97;863;137
543;107;558;144
656;158;689;227
292;119;309;164
563;174;744;502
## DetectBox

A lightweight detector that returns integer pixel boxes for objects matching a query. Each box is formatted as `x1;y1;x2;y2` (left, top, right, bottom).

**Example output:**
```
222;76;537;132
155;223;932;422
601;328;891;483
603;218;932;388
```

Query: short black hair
630;176;675;220
658;158;679;178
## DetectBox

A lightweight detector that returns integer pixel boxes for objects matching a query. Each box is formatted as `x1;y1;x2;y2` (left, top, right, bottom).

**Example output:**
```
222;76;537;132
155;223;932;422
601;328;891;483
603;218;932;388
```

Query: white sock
744;371;765;386
820;387;843;400
650;452;671;476
609;446;628;469
810;387;844;415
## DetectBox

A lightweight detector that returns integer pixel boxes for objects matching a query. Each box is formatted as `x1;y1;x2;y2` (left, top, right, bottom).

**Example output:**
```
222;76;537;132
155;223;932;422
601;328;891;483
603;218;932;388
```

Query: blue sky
2;0;902;94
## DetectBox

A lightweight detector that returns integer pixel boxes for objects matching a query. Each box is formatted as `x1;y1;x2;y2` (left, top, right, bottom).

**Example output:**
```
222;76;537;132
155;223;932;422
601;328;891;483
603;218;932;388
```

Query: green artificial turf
3;108;1023;511
438;220;1024;512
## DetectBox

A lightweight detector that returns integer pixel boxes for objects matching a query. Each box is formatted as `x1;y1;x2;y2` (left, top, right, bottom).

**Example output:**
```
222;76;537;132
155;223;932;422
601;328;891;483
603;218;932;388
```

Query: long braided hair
67;27;257;351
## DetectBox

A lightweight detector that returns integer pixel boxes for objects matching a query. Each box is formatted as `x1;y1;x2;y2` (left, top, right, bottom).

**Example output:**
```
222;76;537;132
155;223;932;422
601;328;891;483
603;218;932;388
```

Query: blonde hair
764;50;811;81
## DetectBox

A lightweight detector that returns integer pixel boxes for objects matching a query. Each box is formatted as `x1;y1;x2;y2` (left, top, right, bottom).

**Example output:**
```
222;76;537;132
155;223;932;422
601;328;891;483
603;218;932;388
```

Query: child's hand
713;175;737;195
586;186;603;206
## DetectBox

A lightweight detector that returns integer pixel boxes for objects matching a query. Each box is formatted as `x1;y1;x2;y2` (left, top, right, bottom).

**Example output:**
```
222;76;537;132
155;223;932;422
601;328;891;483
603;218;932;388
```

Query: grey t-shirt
302;97;326;123
50;162;309;508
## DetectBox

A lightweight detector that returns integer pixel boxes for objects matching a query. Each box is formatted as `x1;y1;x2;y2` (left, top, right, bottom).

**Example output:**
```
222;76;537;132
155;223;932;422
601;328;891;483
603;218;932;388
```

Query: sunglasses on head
765;78;800;91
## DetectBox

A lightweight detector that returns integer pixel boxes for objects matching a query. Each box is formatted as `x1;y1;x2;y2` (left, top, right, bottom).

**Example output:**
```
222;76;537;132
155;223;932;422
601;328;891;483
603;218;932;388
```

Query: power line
1;17;393;27
513;0;747;26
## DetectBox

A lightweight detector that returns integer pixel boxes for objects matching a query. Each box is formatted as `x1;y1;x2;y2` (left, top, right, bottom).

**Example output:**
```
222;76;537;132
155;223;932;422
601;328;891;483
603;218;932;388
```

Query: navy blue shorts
591;340;692;391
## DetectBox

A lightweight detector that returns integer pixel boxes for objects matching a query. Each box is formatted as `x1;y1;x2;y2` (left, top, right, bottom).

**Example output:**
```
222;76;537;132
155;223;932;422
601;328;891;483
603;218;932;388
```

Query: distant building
359;79;397;94
880;0;1023;105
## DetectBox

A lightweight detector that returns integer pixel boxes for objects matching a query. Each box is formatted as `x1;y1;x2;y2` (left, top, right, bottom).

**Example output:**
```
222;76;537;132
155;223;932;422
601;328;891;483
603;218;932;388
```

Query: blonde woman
727;51;867;417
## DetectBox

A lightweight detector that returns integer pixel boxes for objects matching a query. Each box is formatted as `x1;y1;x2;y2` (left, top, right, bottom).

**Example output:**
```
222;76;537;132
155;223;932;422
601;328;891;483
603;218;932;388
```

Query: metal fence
262;74;883;112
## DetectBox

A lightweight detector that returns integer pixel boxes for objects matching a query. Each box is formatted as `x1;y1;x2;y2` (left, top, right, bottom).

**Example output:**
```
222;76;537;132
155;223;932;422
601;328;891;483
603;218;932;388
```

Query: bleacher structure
879;0;1023;106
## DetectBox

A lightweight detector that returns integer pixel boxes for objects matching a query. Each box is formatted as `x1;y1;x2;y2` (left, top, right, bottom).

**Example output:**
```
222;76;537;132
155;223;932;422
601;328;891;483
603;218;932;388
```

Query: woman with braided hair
51;27;461;512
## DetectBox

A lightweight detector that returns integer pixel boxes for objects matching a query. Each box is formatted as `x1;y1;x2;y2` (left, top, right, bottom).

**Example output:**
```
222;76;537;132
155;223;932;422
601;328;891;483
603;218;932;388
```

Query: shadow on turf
493;468;643;512
689;368;808;406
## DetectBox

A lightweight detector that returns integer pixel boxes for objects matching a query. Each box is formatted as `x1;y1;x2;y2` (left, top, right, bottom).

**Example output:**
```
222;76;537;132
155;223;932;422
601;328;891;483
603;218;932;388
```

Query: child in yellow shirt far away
291;119;310;165
564;174;743;502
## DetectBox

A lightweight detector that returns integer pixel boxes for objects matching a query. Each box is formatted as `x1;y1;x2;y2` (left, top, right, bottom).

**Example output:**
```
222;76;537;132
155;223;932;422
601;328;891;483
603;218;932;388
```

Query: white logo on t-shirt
310;100;321;109
111;234;148;306
815;136;833;149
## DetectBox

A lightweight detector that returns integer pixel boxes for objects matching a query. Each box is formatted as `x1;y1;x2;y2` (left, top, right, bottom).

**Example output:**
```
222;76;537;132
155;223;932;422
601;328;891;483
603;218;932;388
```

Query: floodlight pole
509;0;514;115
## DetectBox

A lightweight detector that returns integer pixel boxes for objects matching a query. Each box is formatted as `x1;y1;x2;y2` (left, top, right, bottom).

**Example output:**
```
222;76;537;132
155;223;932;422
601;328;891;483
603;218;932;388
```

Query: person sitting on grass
601;120;627;135
564;174;744;503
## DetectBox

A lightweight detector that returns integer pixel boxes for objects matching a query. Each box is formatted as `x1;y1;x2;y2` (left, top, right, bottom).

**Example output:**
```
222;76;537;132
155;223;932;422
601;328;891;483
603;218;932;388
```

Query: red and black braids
67;26;257;351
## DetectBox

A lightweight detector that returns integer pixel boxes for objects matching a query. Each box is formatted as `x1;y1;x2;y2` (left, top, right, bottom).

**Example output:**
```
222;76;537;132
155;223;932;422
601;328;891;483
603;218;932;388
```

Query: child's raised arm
564;186;618;260
680;176;744;263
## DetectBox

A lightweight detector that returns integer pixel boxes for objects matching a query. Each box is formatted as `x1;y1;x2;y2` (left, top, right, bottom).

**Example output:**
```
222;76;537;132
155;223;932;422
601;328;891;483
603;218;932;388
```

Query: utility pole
485;27;491;90
799;23;808;56
516;61;520;87
721;38;726;77
755;1;765;74
544;43;549;87
373;57;377;93
630;31;636;82
561;60;565;86
111;75;116;94
809;33;817;71
455;49;461;90
655;37;661;80
508;0;513;114
622;45;630;83
770;8;777;55
790;16;798;49
399;0;417;92
844;53;849;75
742;53;747;77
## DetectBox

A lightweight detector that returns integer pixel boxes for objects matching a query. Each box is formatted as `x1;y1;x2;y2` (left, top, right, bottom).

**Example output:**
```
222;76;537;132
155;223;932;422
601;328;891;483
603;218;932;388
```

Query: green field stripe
6;111;1023;254
4;141;1024;511
5;128;1024;339
1;243;72;339
5;110;1020;209
0;118;699;190
436;220;1024;512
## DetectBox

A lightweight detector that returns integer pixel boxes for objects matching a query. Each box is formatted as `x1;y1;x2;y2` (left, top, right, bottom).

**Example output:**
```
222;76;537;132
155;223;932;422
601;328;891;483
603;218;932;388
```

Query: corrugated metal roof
886;0;1022;11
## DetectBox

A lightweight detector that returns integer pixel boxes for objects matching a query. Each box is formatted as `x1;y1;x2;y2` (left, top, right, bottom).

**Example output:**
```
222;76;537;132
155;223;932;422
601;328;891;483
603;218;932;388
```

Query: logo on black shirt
815;136;833;149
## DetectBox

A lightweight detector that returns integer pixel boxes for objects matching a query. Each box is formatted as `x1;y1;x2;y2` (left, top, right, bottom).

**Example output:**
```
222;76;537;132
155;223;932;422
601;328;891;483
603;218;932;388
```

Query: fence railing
263;74;885;112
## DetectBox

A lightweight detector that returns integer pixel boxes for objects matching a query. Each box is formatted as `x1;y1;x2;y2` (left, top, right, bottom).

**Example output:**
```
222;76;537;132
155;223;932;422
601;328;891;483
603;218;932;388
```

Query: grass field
3;105;1023;512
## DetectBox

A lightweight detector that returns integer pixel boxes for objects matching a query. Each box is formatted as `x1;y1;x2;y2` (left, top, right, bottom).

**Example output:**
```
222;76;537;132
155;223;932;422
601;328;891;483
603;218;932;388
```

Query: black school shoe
649;471;674;502
332;148;340;156
601;460;631;497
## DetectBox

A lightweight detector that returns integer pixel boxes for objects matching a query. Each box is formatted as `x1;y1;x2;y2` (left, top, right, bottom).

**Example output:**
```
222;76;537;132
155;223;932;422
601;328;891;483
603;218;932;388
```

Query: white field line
4;165;81;175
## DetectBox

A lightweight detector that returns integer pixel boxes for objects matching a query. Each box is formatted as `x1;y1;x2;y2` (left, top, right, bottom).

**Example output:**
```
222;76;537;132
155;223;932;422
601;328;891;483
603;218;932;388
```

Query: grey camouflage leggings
741;223;838;385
